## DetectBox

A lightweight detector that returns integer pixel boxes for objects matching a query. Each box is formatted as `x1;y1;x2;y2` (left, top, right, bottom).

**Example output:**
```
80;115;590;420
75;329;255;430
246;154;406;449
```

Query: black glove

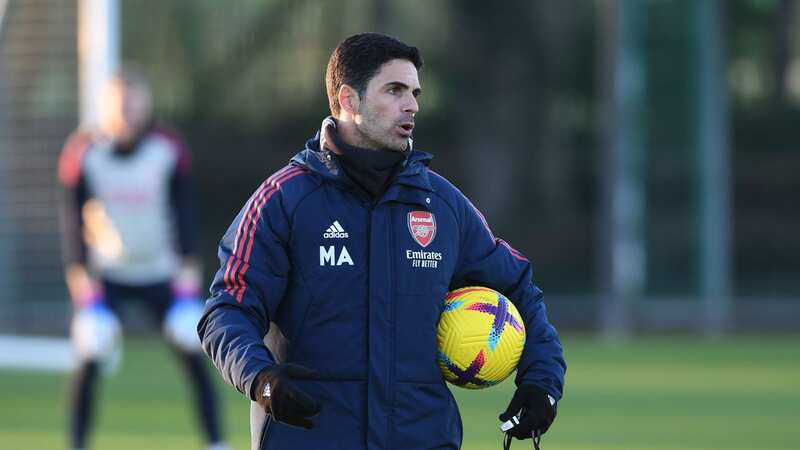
499;385;557;440
253;363;322;429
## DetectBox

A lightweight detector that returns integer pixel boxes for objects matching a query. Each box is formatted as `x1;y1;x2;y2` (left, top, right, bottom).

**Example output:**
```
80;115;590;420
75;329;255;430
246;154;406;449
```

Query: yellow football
437;286;526;389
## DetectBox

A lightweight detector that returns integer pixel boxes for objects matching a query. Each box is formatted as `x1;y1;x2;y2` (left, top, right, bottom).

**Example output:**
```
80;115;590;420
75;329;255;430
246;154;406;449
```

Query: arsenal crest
408;211;436;247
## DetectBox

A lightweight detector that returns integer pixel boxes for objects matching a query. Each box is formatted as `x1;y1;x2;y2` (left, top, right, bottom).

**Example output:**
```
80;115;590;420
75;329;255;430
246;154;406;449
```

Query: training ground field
0;335;797;450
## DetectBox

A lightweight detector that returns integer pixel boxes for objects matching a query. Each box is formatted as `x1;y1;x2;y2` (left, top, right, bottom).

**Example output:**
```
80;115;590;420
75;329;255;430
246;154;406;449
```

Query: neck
111;120;153;153
335;117;377;151
320;117;408;200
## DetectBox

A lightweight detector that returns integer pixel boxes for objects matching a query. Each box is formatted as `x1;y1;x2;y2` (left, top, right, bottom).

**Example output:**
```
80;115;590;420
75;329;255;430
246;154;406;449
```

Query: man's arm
449;192;566;400
58;132;100;306
197;178;293;400
161;127;195;259
161;128;203;298
448;188;565;438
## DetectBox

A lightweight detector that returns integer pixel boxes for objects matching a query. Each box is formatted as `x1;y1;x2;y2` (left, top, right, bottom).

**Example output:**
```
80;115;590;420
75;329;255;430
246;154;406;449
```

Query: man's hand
499;385;557;440
65;264;102;307
253;363;322;429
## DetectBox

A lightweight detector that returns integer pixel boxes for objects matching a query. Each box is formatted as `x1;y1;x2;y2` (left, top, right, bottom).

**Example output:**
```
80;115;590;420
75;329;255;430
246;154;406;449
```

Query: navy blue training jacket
198;131;566;450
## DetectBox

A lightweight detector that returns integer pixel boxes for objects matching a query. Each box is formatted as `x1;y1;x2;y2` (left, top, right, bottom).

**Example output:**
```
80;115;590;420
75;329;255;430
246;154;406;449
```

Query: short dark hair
326;33;423;117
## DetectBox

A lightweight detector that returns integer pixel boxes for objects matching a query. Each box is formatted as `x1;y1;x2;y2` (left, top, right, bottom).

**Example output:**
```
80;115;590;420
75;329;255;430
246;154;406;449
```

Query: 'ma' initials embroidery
319;246;354;266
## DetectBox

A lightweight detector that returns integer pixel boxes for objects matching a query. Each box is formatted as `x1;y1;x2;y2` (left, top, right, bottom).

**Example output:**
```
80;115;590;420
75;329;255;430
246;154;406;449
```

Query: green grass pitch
0;335;797;449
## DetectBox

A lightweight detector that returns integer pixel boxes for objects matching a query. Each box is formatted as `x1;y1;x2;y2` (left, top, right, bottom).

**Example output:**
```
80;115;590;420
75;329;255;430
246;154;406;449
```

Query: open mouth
397;123;414;135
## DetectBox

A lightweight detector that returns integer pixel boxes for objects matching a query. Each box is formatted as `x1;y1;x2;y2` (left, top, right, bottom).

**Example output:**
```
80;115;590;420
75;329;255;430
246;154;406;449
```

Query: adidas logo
323;220;349;239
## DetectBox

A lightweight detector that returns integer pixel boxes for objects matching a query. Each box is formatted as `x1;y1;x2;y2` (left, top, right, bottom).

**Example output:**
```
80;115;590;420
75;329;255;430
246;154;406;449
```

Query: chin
385;139;410;152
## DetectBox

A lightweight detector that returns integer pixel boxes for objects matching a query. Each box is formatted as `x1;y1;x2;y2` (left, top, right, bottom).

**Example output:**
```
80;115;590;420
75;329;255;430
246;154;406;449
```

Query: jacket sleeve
197;180;292;400
450;193;566;401
158;127;196;256
57;132;91;267
167;138;195;257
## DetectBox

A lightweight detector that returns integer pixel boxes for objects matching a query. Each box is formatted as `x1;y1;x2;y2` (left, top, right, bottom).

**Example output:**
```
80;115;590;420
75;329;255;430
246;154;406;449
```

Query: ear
338;84;360;115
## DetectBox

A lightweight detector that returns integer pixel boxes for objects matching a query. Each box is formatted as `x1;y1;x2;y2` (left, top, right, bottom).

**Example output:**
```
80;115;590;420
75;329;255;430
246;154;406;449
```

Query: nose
404;93;419;114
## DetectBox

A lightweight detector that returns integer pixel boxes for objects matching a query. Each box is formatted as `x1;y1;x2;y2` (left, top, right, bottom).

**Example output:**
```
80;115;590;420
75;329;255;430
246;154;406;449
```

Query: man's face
99;80;152;144
351;59;421;152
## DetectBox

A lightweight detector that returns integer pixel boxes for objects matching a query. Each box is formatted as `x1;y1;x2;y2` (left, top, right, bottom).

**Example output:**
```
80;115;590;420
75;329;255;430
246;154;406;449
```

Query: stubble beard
355;107;409;153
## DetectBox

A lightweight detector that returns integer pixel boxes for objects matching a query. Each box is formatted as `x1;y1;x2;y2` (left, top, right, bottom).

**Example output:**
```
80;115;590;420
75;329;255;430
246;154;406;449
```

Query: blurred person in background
198;33;565;450
57;67;228;450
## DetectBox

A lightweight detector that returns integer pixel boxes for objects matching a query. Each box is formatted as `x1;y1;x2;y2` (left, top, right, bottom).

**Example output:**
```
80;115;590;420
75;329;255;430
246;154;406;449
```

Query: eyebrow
386;81;422;97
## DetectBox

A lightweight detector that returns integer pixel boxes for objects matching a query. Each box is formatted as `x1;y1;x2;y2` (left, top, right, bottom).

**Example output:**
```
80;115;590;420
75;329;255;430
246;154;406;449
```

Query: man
199;33;566;450
58;68;228;450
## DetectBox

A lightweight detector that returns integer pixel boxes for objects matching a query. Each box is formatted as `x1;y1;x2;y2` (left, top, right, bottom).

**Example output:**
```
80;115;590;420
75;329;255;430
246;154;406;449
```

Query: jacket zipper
387;208;396;449
365;199;375;448
258;415;273;449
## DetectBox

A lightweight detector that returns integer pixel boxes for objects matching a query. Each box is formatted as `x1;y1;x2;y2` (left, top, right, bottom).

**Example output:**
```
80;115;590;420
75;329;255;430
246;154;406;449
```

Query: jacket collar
291;118;435;195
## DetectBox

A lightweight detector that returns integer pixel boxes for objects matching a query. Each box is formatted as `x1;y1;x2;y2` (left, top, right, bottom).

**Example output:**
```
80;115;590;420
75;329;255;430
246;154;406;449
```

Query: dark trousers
69;280;223;449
